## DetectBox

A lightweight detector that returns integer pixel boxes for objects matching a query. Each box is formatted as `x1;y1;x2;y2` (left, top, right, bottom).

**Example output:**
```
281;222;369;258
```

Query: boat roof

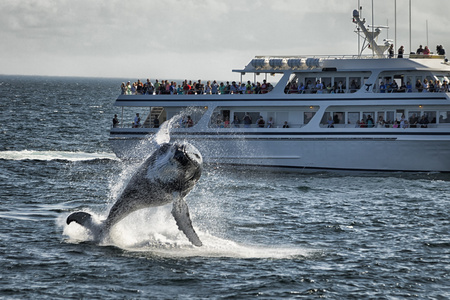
233;55;450;74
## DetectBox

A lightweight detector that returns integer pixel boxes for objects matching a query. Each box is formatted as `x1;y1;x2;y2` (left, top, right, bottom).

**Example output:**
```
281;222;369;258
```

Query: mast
352;9;391;57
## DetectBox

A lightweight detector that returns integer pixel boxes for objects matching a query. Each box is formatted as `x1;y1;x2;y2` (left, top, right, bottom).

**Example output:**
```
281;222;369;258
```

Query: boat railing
252;54;446;60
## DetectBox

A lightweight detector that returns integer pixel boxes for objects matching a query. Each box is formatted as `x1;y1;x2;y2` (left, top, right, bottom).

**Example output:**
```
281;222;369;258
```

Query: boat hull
109;133;450;172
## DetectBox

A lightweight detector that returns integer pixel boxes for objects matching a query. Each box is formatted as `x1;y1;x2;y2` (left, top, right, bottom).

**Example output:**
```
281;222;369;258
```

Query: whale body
67;142;203;246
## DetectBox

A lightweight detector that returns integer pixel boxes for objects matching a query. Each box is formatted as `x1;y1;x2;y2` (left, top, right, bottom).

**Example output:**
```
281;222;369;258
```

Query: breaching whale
66;142;203;246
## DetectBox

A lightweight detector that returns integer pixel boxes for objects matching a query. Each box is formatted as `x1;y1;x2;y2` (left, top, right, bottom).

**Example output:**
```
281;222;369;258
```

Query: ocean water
0;75;449;299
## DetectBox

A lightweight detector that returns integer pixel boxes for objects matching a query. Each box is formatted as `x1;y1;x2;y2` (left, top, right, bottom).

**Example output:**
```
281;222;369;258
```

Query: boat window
363;112;375;127
333;112;344;125
321;112;331;125
304;111;316;124
348;112;360;126
424;111;437;123
349;77;360;93
334;77;346;93
438;111;450;123
386;111;395;124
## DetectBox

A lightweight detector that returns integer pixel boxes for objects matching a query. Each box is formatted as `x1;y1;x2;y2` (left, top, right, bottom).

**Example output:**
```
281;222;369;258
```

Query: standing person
388;44;395;58
133;113;141;128
257;116;265;128
243;113;252;128
232;115;240;128
423;46;430;55
416;45;424;54
113;114;120;128
397;46;404;58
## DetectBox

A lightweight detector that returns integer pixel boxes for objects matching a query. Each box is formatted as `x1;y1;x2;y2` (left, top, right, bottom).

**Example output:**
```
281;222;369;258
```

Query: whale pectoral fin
171;198;202;247
67;212;93;226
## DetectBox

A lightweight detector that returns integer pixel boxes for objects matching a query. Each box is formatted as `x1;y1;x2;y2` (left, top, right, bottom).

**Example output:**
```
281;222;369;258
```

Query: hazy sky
1;0;449;80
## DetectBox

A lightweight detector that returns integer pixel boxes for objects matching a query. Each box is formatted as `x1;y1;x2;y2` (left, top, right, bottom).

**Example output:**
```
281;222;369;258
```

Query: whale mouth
173;144;202;167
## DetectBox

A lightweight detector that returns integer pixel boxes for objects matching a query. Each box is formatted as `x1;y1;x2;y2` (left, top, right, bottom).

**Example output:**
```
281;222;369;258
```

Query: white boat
109;9;450;172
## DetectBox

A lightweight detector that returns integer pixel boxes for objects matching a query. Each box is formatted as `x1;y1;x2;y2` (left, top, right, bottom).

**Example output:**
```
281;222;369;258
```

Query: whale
66;142;203;246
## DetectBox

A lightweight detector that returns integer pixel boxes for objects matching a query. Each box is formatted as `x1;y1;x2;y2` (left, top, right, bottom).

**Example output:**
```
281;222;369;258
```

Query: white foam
0;150;118;162
61;207;314;259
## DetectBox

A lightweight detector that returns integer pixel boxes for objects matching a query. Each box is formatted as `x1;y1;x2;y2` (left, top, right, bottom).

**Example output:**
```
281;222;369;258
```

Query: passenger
261;79;268;94
246;81;253;94
416;45;424;54
126;81;132;95
243;113;252;128
422;79;429;92
366;115;374;128
390;80;399;92
298;82;305;94
392;120;399;128
147;80;154;95
350;80;358;93
437;45;446;55
288;81;298;94
133;113;141;128
120;82;126;95
416;79;423;92
224;81;231;94
131;82;137;95
186;116;194;127
224;117;230;128
315;80;324;94
219;82;226;94
232;115;240;128
205;81;212;94
423;46;430;55
377;116;385;128
419;115;429;128
428;80;435;92
182;80;189;94
230;82;238;94
442;80;449;92
177;85;183;95
255;82;261;94
398;46;404;58
337;81;345;93
195;80;204;94
327;116;334;128
409;113;418;128
211;80;219;94
388;44;395;58
153;117;160;128
359;119;366;128
136;79;143;95
239;83;246;94
113;114;120;128
433;80;440;93
398;82;406;93
282;121;289;128
379;82;386;93
326;83;333;94
267;117;274;128
154;79;160;93
399;114;407;128
257;116;265;128
179;116;186;128
406;81;412;93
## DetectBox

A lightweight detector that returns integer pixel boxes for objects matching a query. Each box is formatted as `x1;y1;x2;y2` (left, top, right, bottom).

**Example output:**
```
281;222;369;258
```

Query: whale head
146;142;203;190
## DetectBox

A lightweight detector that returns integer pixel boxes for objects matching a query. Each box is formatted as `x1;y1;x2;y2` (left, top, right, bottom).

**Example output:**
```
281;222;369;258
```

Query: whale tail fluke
67;211;93;226
66;211;106;241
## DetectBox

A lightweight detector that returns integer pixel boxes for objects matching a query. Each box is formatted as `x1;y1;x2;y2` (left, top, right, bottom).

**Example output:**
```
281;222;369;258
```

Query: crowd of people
120;79;274;95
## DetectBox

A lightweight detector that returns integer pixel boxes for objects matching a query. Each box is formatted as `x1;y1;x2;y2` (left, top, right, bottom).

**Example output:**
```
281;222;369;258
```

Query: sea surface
0;75;449;299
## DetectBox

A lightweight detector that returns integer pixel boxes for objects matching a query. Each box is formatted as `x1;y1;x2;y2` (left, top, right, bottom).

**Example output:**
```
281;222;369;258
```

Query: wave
0;150;118;162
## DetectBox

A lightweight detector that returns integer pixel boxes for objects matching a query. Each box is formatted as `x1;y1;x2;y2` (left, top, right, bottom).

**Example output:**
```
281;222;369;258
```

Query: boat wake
60;206;314;259
0;150;118;162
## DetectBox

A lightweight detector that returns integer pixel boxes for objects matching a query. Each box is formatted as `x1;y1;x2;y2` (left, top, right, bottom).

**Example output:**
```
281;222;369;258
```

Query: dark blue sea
0;75;449;299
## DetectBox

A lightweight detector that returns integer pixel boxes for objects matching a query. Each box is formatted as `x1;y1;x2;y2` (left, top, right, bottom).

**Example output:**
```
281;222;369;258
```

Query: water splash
0;150;117;161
